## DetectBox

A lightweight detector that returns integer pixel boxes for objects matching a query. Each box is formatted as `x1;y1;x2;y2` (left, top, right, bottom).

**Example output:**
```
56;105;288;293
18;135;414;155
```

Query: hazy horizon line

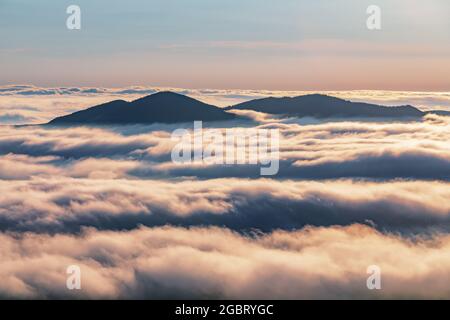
1;83;450;94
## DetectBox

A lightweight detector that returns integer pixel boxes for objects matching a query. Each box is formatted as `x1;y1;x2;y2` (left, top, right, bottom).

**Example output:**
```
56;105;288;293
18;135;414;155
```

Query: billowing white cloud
0;92;449;299
0;177;449;233
1;224;450;299
4;114;450;180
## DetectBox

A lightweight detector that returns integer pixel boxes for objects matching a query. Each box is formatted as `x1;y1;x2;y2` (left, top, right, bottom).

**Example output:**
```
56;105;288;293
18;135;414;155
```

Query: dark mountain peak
152;91;181;97
48;91;237;125
295;93;334;99
229;94;425;119
133;91;189;102
237;94;345;108
292;94;346;103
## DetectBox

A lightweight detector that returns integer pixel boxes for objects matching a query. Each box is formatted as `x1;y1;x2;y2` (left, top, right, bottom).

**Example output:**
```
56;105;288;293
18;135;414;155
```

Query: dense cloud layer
0;116;448;235
0;96;449;299
1;224;450;299
0;114;448;180
0;178;449;234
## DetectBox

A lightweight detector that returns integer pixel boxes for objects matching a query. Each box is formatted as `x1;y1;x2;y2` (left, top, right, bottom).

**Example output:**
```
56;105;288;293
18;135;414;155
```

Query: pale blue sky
1;0;449;90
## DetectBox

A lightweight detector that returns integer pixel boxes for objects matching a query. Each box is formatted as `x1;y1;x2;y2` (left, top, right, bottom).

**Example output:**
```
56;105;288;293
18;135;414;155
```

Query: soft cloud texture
1;224;450;299
0;177;449;234
0;90;449;299
0;114;448;180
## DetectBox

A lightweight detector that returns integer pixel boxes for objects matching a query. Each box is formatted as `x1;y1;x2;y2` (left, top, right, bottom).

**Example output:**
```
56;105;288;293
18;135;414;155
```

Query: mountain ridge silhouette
226;94;429;118
48;91;237;125
48;92;449;125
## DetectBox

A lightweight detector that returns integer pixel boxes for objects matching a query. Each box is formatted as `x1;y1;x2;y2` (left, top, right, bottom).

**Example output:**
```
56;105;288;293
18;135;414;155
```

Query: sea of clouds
0;88;449;299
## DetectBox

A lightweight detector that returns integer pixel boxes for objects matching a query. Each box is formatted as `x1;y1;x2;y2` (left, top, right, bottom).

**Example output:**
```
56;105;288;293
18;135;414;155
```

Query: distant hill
227;94;427;118
48;92;449;125
426;110;450;116
48;91;237;125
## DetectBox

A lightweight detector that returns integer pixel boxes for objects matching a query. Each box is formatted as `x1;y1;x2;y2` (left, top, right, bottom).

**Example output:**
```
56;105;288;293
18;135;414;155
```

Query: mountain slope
227;94;425;118
426;110;450;116
48;91;237;125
